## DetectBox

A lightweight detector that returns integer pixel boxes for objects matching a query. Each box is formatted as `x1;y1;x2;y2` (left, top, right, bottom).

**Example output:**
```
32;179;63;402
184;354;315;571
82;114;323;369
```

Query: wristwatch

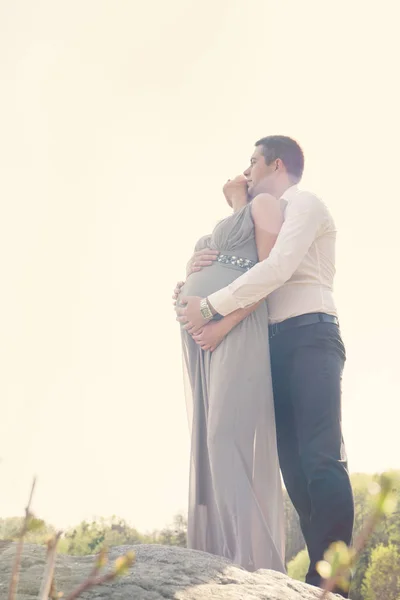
200;298;214;321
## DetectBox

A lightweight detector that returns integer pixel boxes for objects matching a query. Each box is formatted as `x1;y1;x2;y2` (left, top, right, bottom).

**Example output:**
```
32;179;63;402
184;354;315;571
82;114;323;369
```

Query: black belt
269;312;339;338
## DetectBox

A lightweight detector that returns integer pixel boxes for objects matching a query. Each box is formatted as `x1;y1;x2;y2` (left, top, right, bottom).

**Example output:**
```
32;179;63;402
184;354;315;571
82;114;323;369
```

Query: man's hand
192;320;227;352
186;249;219;277
176;296;210;333
223;174;249;207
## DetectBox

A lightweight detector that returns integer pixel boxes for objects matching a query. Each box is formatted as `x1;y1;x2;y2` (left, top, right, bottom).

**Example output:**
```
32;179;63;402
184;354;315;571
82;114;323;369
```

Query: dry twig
64;551;135;600
7;477;37;600
38;531;63;600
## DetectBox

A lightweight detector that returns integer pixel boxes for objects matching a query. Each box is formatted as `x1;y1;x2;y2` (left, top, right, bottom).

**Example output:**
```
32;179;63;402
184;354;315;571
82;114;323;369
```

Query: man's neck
251;177;296;201
273;180;296;200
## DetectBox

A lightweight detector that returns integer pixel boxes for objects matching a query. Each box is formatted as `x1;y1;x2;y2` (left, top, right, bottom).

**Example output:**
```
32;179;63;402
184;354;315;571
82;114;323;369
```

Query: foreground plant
317;472;399;599
63;547;136;600
38;533;63;600
7;478;136;600
7;477;37;600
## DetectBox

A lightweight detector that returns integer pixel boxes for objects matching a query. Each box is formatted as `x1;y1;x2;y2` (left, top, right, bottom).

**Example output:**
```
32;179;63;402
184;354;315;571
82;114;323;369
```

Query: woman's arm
193;194;284;350
251;192;284;262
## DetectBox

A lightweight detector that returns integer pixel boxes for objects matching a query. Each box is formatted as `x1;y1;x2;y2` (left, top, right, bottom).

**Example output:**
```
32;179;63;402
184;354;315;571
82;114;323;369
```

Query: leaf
316;560;332;579
324;541;353;568
95;547;109;570
114;551;136;576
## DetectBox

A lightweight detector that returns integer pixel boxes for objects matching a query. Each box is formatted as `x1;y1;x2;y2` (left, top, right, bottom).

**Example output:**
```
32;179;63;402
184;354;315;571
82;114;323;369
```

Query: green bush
287;548;309;582
361;544;400;600
0;513;188;556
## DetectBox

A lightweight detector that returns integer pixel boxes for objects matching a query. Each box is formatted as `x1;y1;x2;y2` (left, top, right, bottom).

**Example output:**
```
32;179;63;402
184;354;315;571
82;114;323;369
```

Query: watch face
200;301;212;320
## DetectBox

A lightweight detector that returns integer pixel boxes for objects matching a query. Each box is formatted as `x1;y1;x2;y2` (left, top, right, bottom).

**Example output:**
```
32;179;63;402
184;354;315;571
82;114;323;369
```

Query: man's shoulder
290;187;322;205
289;188;332;218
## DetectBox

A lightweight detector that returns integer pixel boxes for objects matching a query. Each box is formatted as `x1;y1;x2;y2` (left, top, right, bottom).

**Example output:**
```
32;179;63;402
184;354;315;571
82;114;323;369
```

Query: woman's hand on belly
172;281;185;305
186;249;219;277
192;320;228;352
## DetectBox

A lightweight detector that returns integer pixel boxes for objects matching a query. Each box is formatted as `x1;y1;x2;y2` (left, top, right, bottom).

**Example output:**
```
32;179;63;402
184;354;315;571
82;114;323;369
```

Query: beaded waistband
217;254;256;271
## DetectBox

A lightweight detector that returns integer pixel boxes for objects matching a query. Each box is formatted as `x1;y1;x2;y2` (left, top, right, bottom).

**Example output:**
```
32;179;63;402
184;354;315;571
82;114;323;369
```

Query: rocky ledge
0;542;346;599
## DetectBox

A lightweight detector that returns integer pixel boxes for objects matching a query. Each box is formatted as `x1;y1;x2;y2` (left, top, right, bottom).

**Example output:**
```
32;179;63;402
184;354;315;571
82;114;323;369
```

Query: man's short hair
255;135;304;183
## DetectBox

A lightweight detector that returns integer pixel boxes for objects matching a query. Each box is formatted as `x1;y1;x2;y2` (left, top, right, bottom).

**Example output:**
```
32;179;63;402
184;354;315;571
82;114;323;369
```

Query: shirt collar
280;184;299;202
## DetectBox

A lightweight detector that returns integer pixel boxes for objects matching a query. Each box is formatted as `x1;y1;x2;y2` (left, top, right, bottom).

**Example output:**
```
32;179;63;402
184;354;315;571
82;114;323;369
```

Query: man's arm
193;300;265;351
207;191;327;316
219;302;265;330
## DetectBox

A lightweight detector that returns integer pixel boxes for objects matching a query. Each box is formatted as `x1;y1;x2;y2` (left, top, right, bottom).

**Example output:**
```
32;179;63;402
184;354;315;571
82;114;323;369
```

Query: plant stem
64;571;117;600
38;532;62;600
7;477;37;600
319;506;385;598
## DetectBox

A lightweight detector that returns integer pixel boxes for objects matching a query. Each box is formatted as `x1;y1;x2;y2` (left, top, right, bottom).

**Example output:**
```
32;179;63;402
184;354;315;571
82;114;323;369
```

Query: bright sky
1;1;399;534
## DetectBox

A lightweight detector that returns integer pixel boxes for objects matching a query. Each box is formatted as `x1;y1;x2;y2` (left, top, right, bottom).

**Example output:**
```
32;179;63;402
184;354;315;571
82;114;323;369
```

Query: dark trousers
269;320;354;597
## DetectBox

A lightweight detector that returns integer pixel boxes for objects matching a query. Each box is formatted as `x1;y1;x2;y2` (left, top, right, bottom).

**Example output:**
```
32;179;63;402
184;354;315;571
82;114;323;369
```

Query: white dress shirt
207;185;338;324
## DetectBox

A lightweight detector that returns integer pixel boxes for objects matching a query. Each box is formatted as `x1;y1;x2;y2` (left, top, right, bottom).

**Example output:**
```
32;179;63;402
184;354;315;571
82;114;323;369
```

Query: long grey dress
179;202;286;573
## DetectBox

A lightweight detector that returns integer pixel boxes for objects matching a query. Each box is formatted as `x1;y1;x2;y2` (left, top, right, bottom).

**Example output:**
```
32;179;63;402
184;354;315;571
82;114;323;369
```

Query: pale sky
1;0;399;533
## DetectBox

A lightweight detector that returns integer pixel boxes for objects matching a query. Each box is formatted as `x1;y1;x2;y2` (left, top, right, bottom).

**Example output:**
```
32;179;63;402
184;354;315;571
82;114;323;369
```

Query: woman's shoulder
251;192;279;210
250;193;282;223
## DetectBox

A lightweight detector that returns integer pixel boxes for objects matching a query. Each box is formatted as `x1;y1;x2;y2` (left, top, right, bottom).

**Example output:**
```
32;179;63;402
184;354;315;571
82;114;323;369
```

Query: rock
0;542;347;599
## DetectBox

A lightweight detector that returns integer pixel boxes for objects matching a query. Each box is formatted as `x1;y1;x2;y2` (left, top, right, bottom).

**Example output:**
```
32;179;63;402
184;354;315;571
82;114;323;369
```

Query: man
175;135;354;595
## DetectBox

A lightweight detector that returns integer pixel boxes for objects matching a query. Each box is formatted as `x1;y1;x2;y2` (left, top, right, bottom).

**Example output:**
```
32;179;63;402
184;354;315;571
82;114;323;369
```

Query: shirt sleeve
207;192;328;316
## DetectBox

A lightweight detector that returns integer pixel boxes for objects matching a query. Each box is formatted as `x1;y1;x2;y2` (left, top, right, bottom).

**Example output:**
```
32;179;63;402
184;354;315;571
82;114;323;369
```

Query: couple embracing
174;135;354;597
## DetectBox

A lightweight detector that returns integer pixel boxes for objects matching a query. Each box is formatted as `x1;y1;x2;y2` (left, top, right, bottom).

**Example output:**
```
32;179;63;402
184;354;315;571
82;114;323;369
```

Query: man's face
244;146;277;198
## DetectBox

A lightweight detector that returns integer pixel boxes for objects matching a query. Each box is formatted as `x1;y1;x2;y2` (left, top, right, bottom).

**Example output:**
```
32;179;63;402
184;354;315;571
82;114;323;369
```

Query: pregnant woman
177;175;286;572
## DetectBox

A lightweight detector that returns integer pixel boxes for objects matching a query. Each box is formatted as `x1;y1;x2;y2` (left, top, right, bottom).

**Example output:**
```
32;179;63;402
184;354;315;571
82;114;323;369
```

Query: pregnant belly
179;262;246;300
